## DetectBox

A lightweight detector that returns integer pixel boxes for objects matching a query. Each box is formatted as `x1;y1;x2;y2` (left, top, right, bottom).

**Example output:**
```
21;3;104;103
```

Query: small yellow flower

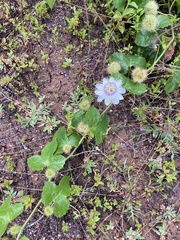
132;67;148;83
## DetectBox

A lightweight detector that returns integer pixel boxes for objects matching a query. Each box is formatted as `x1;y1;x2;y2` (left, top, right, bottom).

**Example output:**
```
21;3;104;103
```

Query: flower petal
95;77;125;105
104;97;111;105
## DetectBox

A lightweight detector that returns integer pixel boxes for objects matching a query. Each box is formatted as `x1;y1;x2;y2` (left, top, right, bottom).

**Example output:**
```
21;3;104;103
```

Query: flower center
104;82;117;96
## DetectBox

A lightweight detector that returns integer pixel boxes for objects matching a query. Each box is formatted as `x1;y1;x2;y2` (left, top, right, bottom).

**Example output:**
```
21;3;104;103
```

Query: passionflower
95;77;126;105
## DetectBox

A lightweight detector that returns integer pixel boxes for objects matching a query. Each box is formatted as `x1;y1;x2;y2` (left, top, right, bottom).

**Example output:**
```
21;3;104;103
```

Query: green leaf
0;219;8;237
53;126;69;154
115;73;147;95
84;107;101;127
49;155;66;171
28;138;66;171
166;172;177;182
129;2;138;9
68;133;81;147
97;114;110;134
57;176;71;197
123;8;136;16
94;114;110;144
157;15;172;29
165;73;180;93
46;0;56;9
42;181;57;206
165;77;177;93
41;138;57;159
109;52;147;74
71;110;85;128
54;196;70;217
0;196;23;236
127;55;146;68
53;127;81;154
135;30;156;47
55;176;71;217
20;236;29;240
27;155;46;171
53;127;67;145
109;52;129;74
42;177;71;218
113;0;126;11
176;0;180;14
134;0;149;8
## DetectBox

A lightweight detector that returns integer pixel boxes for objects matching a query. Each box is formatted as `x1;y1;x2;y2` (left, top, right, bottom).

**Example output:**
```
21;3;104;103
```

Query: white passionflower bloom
95;77;126;106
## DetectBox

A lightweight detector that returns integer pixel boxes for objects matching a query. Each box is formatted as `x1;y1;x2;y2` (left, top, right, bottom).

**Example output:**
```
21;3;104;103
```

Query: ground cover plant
0;0;179;239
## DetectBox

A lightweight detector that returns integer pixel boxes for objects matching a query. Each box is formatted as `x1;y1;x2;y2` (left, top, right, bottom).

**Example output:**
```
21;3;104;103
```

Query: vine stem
65;135;86;161
101;103;112;116
16;199;42;240
16;135;85;239
148;2;175;74
148;27;174;74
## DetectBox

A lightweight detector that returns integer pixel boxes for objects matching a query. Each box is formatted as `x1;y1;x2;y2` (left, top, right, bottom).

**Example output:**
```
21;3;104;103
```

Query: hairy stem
101;103;112;116
16;199;42;240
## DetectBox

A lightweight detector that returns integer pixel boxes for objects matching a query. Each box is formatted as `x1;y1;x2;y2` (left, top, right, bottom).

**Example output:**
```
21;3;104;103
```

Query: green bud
62;143;72;154
45;168;56;180
8;225;21;237
79;99;91;111
44;205;54;217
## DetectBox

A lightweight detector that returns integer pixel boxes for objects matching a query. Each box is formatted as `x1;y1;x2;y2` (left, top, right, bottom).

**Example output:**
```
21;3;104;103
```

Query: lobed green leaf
109;52;147;74
46;0;56;9
157;15;173;29
135;30;156;47
113;0;126;11
42;176;71;217
0;196;23;236
84;106;101;127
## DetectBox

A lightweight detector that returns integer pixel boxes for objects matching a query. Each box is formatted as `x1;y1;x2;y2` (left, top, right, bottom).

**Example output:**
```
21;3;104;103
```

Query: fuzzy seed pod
107;61;121;74
8;225;21;238
45;168;56;180
132;67;148;83
44;206;54;217
144;1;159;15
142;14;157;32
77;122;90;135
63;143;72;154
79;99;91;111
